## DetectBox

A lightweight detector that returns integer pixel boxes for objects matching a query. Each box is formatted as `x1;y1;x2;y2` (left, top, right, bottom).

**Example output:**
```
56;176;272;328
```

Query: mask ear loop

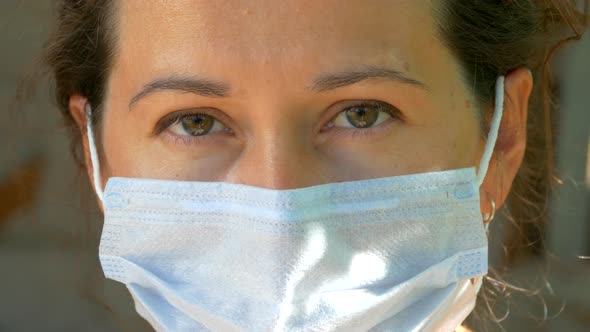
470;77;503;288
476;76;504;231
476;76;505;187
86;104;104;202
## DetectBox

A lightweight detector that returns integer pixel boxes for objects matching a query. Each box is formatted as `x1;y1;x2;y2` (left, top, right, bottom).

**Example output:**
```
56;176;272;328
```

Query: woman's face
96;0;486;191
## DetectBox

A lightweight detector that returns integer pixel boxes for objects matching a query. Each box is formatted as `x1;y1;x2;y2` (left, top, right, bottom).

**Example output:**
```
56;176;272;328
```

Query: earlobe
480;68;532;213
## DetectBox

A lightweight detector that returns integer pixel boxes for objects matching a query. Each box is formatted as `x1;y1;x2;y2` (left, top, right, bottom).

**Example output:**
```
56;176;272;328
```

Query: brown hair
35;0;588;330
41;0;118;166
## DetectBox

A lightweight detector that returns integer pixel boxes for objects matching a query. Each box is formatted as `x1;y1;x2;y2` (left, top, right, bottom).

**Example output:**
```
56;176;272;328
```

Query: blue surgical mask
87;76;505;332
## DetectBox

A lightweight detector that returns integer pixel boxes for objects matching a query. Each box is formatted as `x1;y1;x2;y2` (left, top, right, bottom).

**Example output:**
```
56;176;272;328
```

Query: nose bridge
225;121;325;190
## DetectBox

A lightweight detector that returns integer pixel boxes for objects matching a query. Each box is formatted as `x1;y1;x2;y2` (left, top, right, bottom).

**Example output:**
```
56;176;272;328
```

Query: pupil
346;107;378;128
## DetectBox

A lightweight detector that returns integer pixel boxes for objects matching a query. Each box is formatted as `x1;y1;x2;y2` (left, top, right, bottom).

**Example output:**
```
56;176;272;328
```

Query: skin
70;0;532;238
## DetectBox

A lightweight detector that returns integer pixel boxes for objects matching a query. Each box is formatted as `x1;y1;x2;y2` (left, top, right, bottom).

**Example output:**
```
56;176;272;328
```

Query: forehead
112;0;453;94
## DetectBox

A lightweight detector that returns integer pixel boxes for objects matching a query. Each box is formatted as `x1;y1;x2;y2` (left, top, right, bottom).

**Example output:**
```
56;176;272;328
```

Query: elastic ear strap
476;76;505;187
86;104;104;202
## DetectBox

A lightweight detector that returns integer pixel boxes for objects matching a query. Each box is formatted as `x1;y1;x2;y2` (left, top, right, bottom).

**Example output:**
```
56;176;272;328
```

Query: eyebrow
307;65;428;92
128;76;230;108
128;65;427;109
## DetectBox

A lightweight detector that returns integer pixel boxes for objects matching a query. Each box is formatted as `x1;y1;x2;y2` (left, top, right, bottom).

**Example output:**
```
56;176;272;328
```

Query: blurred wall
0;1;151;331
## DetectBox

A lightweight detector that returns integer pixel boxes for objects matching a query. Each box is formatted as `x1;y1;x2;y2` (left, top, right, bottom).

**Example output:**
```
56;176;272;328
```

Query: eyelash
154;100;403;146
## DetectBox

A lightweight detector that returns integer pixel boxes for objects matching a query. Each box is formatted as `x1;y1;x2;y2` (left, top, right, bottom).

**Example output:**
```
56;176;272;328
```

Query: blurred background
0;1;588;331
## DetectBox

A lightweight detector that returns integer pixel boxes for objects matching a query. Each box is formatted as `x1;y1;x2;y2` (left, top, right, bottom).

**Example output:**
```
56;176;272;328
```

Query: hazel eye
328;101;397;129
169;113;226;136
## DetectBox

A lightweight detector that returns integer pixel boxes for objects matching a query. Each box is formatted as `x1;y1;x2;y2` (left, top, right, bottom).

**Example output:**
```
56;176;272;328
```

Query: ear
69;95;104;211
479;67;533;217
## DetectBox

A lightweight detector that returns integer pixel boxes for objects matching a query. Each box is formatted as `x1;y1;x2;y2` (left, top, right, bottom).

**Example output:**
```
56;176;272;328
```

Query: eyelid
152;108;230;137
323;100;404;129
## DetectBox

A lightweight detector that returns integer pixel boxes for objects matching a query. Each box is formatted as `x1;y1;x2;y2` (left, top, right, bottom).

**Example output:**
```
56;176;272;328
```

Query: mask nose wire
476;76;505;187
86;104;104;202
85;76;505;203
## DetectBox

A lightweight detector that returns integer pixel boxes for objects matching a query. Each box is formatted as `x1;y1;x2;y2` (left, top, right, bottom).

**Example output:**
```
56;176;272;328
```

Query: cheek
319;118;483;183
100;107;146;179
101;108;238;181
442;97;484;169
453;114;485;167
